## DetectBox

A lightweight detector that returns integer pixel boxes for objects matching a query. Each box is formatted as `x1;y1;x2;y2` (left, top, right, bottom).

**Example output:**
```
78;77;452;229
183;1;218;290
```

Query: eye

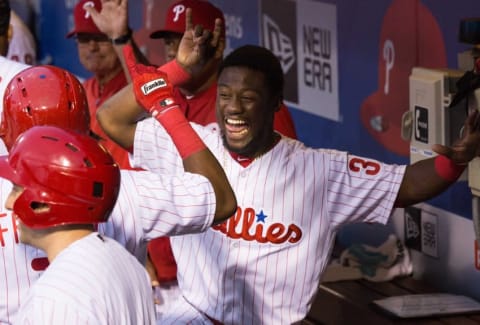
240;93;258;103
218;92;231;100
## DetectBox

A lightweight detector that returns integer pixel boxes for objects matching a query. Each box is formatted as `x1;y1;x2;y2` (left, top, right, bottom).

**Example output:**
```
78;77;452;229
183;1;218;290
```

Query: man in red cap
66;0;141;169
147;1;230;314
151;0;225;63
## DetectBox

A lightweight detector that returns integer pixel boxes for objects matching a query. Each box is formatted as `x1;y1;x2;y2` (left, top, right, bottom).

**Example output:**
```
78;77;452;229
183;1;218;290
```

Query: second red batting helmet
0;65;90;151
0;126;120;229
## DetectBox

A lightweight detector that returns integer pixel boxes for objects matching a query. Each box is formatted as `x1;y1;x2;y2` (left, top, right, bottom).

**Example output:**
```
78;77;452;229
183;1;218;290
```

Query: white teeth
226;118;246;125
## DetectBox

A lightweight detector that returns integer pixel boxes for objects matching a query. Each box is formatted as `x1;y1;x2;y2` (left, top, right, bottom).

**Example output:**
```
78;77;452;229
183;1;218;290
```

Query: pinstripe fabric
134;118;406;325
0;58;33;325
14;233;155;325
0;180;44;325
0;169;216;324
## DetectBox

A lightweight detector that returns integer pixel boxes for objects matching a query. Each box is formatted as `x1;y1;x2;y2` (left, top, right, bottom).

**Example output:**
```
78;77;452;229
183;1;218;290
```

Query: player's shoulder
0;56;29;79
278;135;352;165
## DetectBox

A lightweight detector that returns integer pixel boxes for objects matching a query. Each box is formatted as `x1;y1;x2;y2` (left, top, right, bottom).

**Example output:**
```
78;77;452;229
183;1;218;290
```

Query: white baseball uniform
0;169;216;324
6;11;36;65
0;56;30;156
132;117;406;324
0;57;31;325
14;233;155;325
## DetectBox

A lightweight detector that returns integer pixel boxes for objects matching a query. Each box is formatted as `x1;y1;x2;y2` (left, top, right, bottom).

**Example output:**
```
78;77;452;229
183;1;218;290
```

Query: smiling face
216;66;279;158
76;33;121;79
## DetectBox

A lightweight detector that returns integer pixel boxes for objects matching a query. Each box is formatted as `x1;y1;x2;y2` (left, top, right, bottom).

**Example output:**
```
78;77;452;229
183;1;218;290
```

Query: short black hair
218;45;284;100
0;0;10;36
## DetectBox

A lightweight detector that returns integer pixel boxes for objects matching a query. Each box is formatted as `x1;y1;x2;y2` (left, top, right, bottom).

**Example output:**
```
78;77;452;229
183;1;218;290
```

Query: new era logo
142;78;167;95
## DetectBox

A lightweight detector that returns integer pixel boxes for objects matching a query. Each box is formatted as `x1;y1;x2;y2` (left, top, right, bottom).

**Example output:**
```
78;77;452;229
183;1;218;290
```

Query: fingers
461;109;480;139
185;8;193;32
214;37;225;60
211;18;223;48
84;5;99;20
470;109;480;132
193;24;205;39
432;143;451;157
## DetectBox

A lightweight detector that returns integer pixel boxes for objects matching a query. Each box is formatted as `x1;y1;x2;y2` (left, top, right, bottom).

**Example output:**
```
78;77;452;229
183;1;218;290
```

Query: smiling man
97;41;480;323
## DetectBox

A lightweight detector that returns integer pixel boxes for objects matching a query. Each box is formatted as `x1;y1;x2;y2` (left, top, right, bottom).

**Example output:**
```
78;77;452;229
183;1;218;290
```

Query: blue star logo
256;210;267;223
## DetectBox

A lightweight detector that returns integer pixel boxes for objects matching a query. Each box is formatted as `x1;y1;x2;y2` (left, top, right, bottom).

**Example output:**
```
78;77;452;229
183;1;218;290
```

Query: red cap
150;0;225;39
66;0;103;38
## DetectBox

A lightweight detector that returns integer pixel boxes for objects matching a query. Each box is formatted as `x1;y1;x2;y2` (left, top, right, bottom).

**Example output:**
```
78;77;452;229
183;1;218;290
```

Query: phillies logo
212;207;302;244
349;157;380;176
172;5;186;22
82;1;95;19
141;78;167;95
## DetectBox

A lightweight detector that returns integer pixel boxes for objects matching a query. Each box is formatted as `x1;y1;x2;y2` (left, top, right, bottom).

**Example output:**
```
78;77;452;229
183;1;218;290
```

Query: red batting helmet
0;126;120;229
0;65;90;151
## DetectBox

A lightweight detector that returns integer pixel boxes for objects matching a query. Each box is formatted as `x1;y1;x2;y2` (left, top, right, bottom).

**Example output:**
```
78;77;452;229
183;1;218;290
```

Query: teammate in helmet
1;125;155;324
0;64;236;324
0;65;90;150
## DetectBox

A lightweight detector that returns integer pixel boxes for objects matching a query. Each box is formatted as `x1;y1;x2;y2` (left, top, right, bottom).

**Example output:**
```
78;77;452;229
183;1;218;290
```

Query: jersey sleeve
14;296;96;325
132;117;184;172
325;150;406;229
132;117;214;173
104;170;216;246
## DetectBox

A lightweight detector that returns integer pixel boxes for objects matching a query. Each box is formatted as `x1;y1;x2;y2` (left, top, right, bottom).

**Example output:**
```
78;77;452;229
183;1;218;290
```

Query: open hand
84;0;129;39
176;8;224;75
432;109;480;165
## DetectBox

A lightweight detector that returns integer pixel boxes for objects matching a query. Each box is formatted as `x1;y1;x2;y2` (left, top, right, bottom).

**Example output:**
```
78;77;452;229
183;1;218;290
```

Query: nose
85;40;100;50
224;96;243;114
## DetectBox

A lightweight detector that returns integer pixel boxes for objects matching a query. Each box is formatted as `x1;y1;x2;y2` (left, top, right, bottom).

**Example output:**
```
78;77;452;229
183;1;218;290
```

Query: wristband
111;28;132;45
434;155;466;182
158;60;191;86
154;107;206;159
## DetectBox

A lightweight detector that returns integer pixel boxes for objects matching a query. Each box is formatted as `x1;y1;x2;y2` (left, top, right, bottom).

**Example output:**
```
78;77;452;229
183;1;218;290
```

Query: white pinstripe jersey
133;118;406;325
6;12;36;65
0;169;216;324
14;233;155;325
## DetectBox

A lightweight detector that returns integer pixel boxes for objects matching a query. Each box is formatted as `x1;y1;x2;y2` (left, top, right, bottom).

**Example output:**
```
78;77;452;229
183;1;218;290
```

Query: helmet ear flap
13;189;53;228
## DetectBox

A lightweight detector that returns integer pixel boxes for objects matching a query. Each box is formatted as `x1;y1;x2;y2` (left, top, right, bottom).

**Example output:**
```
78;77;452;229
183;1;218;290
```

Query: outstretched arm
395;110;480;207
101;45;236;224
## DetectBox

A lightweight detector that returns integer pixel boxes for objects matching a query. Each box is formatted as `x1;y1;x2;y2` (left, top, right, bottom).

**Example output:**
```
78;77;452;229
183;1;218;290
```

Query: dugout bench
303;276;480;324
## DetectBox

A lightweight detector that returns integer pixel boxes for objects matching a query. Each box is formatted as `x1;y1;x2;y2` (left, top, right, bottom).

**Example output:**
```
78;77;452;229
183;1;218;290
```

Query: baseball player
98;42;480;324
1;125;155;324
88;4;297;311
6;10;36;64
0;65;236;324
0;0;29;155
